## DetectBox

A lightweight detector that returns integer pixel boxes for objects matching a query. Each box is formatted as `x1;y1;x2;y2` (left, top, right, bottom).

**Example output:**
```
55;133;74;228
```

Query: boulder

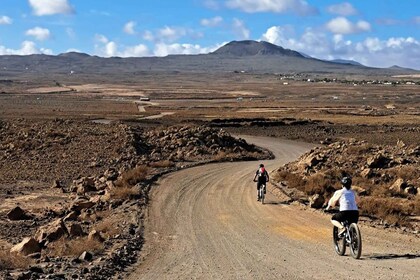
7;206;29;220
67;223;85;237
404;186;418;195
63;211;79;222
352;185;367;196
367;153;390;168
389;178;407;193
360;168;373;179
88;230;104;242
70;197;95;212
78;251;93;262
35;219;68;243
51;180;62;188
309;194;325;209
10;237;41;256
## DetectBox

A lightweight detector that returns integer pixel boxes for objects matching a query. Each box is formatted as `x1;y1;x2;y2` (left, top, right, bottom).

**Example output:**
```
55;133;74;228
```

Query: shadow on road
263;201;291;205
366;253;420;260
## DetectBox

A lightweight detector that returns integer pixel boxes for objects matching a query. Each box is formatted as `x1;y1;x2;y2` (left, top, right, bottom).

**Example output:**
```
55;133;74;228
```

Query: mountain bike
259;184;266;204
326;210;362;259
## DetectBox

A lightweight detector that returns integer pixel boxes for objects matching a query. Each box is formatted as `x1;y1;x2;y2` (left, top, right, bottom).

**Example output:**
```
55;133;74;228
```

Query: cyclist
326;176;359;236
253;164;269;201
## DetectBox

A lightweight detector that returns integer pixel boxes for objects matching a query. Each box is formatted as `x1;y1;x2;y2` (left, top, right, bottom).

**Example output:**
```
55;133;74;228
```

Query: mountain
0;40;418;78
211;40;303;58
330;59;363;66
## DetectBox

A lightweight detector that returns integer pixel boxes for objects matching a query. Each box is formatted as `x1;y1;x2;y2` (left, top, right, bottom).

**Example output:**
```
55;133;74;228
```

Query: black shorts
257;181;266;189
332;210;359;224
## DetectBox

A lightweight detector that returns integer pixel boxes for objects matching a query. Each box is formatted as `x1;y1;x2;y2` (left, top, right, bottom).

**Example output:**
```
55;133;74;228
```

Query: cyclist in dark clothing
253;164;269;201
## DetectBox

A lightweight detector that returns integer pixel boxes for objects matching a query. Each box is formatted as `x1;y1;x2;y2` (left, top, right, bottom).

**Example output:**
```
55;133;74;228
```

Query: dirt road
128;136;420;279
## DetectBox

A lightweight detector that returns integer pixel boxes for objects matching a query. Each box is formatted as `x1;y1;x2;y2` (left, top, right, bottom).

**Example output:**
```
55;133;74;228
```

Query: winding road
128;136;420;279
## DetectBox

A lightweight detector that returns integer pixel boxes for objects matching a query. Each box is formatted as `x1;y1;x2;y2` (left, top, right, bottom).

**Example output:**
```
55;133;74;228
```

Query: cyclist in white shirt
326;177;360;236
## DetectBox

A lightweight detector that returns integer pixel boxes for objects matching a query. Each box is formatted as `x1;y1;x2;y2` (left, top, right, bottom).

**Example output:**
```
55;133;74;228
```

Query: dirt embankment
0;119;271;279
273;139;420;233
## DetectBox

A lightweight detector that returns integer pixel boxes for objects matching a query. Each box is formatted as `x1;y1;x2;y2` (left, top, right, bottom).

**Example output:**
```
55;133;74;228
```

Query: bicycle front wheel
333;226;346;256
349;223;362;259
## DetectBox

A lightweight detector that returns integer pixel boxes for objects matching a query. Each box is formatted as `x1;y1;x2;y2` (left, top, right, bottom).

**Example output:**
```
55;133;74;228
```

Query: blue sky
0;0;419;69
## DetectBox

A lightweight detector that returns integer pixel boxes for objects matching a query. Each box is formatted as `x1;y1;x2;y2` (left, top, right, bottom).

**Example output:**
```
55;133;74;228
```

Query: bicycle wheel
349;223;362;259
333;226;346;256
260;187;265;204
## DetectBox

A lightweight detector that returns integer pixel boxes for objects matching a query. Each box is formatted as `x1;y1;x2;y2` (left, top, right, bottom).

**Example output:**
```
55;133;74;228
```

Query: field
0;72;419;278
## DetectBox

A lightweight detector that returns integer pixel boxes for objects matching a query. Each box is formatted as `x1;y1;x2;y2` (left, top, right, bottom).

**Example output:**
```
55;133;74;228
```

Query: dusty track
128;137;420;279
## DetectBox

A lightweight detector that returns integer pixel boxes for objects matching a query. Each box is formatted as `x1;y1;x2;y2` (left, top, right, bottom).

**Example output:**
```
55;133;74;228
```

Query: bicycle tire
349;223;362;259
333;226;346;256
261;187;265;204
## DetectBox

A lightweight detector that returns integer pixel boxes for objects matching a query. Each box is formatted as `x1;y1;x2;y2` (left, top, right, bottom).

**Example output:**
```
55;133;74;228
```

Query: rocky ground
0;119;271;279
272;138;420;234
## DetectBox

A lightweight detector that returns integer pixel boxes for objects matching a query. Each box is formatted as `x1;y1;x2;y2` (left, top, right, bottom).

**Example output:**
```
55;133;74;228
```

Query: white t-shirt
329;188;358;211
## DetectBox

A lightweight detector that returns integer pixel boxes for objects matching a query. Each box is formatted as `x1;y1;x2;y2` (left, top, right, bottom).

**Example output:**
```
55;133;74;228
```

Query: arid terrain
0;68;419;279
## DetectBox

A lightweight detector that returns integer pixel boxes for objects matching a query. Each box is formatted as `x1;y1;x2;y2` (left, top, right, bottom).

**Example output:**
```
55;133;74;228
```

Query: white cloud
154;42;221;57
94;36;150;57
123;21;136;35
260;25;420;69
225;0;318;16
94;34;109;44
29;0;74;16
0;40;52;55
25;27;51;41
326;17;371;34
143;26;203;43
201;16;223;27
0;15;12;25
232;18;250;39
66;27;76;39
326;2;357;16
204;0;221;10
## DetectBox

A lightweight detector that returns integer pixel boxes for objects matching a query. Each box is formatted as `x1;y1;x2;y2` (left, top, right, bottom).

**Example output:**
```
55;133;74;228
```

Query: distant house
140;97;150;101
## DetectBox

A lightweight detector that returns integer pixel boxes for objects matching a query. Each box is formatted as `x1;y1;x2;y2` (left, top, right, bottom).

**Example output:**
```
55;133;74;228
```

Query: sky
0;0;419;69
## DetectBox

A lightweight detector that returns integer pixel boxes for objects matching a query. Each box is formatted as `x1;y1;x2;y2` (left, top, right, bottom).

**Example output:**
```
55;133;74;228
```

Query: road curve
128;136;420;280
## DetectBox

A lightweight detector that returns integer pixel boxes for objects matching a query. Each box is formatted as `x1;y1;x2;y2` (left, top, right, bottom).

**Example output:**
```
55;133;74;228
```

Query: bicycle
326;209;362;259
253;180;266;204
259;184;266;204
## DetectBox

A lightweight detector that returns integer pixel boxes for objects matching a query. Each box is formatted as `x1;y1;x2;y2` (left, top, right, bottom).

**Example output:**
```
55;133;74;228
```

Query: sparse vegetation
47;237;104;257
0;251;31;270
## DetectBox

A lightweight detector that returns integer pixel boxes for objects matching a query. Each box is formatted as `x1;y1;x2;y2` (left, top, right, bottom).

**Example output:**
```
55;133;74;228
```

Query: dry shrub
359;197;415;226
213;151;227;161
346;143;374;155
95;218;121;238
304;173;332;196
388;165;419;182
47;237;103;257
110;185;140;200
149;160;175;168
116;165;149;188
0;251;31;270
276;170;305;191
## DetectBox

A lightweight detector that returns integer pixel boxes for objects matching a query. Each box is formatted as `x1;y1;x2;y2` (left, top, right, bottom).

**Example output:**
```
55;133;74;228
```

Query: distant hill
211;40;303;57
330;59;364;66
0;40;418;78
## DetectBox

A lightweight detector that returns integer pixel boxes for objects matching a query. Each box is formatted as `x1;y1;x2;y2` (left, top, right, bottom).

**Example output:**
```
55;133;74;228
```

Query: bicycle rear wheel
349;223;362;259
333;226;346;256
260;187;265;204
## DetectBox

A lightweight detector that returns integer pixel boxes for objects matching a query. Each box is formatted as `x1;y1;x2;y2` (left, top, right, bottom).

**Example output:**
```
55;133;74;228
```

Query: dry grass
95;218;121;239
0;251;32;270
149;160;175;168
47;237;104;257
388;166;420;182
109;185;140;200
115;165;149;188
359;197;417;226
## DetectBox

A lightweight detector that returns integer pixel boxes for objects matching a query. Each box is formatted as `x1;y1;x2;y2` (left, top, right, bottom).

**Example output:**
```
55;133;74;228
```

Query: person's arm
253;171;258;181
326;190;341;210
266;171;270;182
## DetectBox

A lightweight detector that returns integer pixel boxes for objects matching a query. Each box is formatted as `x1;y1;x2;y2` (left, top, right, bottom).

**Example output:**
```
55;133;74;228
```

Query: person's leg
331;212;345;235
